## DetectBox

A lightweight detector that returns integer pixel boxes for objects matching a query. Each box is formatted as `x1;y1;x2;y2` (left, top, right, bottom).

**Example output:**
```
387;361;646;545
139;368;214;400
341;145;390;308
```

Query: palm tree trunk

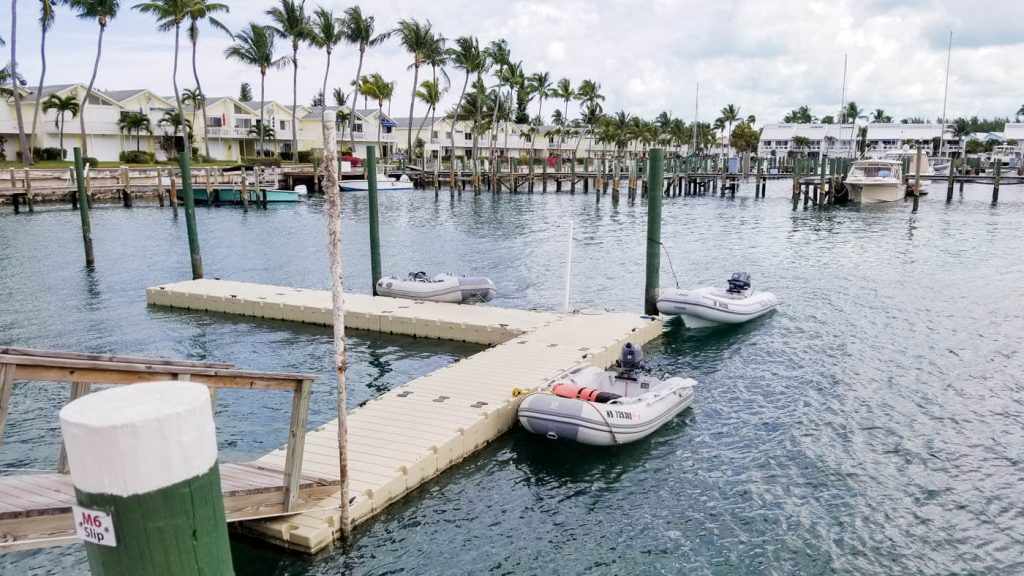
489;81;501;158
376;101;382;159
59;115;64;154
259;71;266;155
171;23;191;160
291;44;299;162
80;22;106;159
30;18;49;154
11;0;31;167
450;73;469;185
407;62;420;155
321;48;332;119
349;47;364;154
191;37;211;159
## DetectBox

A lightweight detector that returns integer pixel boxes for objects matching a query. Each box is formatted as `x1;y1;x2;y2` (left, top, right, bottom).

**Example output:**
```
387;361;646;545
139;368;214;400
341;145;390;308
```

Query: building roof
1003;123;1024;140
390;116;432;129
759;123;856;141
101;89;147;102
28;84;78;98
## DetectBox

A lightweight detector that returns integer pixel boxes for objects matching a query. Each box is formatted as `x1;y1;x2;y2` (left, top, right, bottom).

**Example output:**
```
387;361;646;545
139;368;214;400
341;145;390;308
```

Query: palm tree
69;0;120;159
185;0;230;159
134;0;193;160
792;135;811;157
576;79;604;159
42;93;78;156
499;61;525;152
340;6;390;155
9;0;32;167
526;71;553;165
358;72;393;155
309;7;343;122
393;18;433;156
718;104;740;154
225;23;286;155
158;109;192;138
30;0;65;153
421;31;447;152
783;105;813;124
552;78;575;125
332;87;347;107
1017;104;1024;121
871;109;892;123
446;35;487;179
182;86;202;129
842;101;862;124
484;39;510;155
267;0;310;162
117;111;151;151
414;79;445;154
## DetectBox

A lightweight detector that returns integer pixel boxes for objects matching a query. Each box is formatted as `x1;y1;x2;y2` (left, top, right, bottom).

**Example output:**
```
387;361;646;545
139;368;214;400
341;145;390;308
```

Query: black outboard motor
727;272;751;294
618;342;644;376
409;271;428;281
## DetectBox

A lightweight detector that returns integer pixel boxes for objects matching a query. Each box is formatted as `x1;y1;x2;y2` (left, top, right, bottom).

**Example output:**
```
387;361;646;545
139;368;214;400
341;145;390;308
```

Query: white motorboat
375;272;496;304
883;149;933;193
340;174;413;191
656;273;779;328
517;344;695;446
845;159;904;203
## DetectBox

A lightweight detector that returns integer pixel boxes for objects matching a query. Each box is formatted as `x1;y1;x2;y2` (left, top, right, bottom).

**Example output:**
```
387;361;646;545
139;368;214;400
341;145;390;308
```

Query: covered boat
656;272;778;328
517;344;695;446
375;272;496;304
340;174;413;191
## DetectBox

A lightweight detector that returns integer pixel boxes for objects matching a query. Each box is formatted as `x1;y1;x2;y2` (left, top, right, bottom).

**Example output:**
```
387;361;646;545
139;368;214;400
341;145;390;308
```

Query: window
548;136;555;144
431;130;439;139
235;118;252;129
279;120;288;130
207;116;223;128
464;132;472;141
445;131;452;139
354;122;364;133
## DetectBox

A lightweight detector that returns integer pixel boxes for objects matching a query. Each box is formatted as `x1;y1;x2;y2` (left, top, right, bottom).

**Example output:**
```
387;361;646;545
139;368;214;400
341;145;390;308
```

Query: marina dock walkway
146;279;663;553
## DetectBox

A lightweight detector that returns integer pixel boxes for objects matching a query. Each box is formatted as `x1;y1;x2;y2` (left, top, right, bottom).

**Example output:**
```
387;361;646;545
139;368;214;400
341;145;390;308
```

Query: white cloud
10;0;1024;125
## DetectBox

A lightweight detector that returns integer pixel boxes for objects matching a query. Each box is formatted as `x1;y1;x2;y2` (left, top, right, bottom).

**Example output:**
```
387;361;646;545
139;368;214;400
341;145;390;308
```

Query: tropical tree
9;0;32;167
0;64;26;98
842;101;862;123
225;23;286;155
267;0;311;162
414;79;445;155
446;35;487;179
484;39;510;154
499;61;526;151
30;0;65;153
185;0;230;159
526;71;553;165
309;7;343;119
358;72;393;154
42;93;78;156
340;6;390;154
783;105;813;123
332;87;347;107
791;135;811;157
68;0;120;159
392;18;434;156
117;111;152;151
551;78;575;126
421;31;447;152
134;0;193;160
158;109;192;139
729;121;760;154
821;115;834;124
871;108;892;123
576;79;604;158
717;104;740;154
182;86;203;129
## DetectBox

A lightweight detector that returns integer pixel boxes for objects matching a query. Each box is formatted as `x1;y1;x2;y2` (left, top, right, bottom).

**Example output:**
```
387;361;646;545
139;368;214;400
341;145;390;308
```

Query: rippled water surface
2;181;1024;575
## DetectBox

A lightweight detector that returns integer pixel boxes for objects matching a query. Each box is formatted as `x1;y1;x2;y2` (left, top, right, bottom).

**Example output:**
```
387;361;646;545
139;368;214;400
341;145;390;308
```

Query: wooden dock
145;279;664;553
0;348;336;552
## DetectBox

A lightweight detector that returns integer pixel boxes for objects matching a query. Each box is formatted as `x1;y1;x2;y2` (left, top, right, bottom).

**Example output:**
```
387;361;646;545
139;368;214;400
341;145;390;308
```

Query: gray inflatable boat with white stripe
375;271;496;304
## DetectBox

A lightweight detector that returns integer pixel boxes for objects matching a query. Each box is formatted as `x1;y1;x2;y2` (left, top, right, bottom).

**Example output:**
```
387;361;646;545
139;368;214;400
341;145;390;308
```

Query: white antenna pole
563;220;574;313
939;30;953;171
691;83;699;154
839;54;848;157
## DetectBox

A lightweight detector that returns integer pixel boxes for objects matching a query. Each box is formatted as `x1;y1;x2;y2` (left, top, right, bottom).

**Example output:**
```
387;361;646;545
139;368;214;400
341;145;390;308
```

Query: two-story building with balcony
758;123;857;158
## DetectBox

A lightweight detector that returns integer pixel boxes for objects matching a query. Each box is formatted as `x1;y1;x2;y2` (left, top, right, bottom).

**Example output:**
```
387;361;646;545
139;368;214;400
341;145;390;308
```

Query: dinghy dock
144;279;663;553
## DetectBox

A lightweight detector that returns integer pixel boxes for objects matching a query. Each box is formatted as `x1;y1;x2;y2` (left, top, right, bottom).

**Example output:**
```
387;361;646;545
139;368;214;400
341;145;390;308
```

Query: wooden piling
992;159;1001;203
73;148;95;266
644;149;664;316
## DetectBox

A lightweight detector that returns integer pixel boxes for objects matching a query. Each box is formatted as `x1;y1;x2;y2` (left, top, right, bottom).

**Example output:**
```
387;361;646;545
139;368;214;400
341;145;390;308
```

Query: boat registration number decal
606;410;638;420
715;301;730;310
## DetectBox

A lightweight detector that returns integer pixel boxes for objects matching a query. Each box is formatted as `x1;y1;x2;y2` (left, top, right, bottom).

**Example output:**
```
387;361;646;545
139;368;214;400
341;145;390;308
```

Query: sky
6;0;1024;125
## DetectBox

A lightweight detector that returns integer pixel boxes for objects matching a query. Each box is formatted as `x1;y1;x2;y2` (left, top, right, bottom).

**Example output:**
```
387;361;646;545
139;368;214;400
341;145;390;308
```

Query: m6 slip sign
72;505;117;547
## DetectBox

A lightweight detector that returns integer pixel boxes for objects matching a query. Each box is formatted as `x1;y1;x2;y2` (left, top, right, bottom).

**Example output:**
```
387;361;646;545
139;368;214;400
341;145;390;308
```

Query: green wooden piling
993;158;1001;203
367;147;382;293
644;149;664;316
59;382;233;576
73;148;95;266
177;153;203;279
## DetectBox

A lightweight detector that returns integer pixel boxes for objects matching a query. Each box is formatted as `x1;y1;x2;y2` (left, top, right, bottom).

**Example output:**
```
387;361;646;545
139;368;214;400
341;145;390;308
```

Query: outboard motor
727;272;751;294
408;271;429;281
618;342;644;374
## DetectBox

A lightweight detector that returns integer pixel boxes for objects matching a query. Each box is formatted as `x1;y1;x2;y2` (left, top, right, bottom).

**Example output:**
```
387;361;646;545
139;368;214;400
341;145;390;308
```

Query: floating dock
146;279;663;553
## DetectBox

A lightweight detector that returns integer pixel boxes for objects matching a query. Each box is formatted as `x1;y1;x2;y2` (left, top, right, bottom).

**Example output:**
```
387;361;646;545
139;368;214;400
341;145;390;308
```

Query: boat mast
939;31;953;165
838;54;848;158
691;83;699;155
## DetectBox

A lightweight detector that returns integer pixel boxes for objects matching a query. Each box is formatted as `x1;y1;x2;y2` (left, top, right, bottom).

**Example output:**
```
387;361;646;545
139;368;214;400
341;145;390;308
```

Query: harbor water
2;181;1023;575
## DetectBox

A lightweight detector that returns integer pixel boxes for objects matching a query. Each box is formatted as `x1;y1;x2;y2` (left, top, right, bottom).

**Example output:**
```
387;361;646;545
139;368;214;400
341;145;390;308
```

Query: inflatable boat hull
656;286;778;327
376;273;496;304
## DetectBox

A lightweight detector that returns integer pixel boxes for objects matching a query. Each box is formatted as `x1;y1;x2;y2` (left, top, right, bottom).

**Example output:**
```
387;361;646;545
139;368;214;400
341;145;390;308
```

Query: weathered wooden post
367;147;383;294
240;168;249;212
992;158;1001;203
644;149;664;316
73;148;96;266
912;145;922;213
321;111;352;541
946;161;955;202
177;153;204;278
169;169;179;217
59;381;234;575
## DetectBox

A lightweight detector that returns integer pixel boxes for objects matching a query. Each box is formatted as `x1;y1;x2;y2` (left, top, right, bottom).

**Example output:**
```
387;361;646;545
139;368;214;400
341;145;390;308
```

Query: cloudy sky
8;0;1024;124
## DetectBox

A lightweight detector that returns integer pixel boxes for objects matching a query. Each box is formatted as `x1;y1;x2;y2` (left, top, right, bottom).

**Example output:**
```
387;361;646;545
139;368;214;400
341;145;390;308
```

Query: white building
758;123;857;158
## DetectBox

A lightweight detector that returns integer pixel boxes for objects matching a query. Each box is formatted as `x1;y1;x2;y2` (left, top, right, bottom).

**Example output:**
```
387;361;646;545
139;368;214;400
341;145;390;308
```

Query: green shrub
119;150;155;164
297;150;313;163
83;156;99;166
242;156;282;168
31;147;66;161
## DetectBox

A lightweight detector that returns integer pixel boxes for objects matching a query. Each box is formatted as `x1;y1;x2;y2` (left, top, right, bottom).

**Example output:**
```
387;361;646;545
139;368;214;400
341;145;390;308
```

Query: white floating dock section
146;279;663;553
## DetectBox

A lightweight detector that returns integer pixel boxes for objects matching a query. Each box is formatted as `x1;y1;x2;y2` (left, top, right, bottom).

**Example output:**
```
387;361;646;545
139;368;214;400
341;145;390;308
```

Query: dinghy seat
551;383;621;404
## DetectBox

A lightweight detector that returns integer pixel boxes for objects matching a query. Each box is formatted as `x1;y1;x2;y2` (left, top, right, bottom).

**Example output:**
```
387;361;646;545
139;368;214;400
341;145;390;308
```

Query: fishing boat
375;272;496;304
516;343;696;446
844;159;904;203
882;149;933;192
656;273;779;328
340;174;413;191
